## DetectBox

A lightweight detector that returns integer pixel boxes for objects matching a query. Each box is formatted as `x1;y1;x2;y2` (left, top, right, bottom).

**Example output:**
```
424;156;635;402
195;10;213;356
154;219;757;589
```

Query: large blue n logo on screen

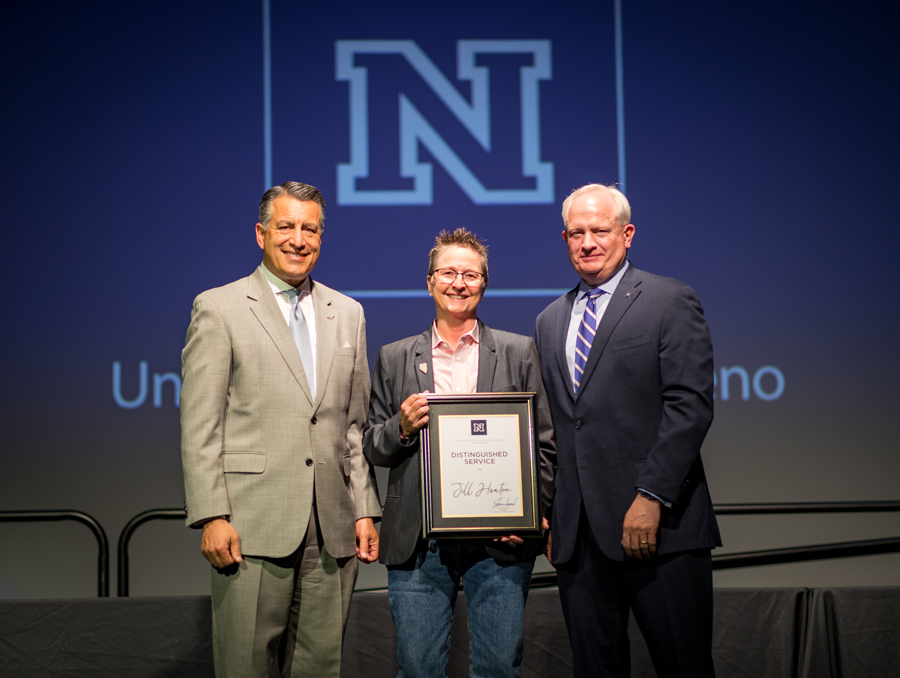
336;40;554;205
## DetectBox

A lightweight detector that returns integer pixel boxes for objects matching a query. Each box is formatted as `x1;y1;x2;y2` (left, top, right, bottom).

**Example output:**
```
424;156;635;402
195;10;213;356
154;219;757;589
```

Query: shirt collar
431;320;480;349
578;259;630;298
260;263;312;297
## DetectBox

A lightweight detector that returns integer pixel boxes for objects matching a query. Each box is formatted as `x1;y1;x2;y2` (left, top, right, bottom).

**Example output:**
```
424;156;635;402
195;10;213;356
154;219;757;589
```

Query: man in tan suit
181;181;381;678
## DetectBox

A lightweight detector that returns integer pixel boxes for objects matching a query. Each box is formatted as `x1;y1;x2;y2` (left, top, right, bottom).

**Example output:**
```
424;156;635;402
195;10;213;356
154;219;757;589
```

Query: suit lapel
311;280;336;410
577;265;642;398
554;287;579;403
413;327;435;393
247;268;314;404
476;321;497;392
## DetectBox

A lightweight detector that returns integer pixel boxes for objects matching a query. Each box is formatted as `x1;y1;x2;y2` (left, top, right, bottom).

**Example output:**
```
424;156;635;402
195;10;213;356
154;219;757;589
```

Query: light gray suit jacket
363;321;556;566
181;267;381;560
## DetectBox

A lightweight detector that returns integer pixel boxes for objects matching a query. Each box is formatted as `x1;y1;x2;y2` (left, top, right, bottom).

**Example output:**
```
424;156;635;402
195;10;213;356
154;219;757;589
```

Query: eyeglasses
432;268;485;285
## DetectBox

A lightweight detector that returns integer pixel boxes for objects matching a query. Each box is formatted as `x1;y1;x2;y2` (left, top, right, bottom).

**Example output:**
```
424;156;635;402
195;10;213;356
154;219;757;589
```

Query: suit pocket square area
609;333;652;351
223;452;267;474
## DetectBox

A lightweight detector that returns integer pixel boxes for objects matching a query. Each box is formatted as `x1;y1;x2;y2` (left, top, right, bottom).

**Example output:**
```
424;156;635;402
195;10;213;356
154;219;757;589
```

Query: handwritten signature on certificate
492;496;520;513
449;482;520;513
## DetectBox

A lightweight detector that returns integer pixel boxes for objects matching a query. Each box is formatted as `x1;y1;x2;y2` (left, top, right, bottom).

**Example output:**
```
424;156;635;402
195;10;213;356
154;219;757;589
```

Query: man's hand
621;493;661;560
542;517;553;565
399;392;430;438
201;518;242;568
491;516;554;552
492;534;525;546
356;518;379;563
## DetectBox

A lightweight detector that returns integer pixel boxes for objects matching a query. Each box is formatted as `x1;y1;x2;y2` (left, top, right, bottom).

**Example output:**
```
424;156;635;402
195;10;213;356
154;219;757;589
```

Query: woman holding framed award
363;228;556;678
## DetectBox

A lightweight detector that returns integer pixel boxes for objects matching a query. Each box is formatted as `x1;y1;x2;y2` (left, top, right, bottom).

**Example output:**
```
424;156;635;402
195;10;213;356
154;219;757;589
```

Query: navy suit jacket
536;264;721;564
363;321;556;567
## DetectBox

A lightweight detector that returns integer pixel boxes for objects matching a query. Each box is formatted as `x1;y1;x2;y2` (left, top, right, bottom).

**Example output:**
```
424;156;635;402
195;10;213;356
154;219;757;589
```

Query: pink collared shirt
431;321;480;395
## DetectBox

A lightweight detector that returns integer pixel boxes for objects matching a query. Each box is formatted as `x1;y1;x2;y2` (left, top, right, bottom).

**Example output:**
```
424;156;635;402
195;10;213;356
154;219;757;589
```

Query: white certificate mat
438;414;524;518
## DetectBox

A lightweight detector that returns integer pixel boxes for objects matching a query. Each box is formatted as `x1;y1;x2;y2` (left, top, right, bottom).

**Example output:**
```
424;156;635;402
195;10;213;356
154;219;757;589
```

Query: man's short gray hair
561;184;631;228
258;182;326;231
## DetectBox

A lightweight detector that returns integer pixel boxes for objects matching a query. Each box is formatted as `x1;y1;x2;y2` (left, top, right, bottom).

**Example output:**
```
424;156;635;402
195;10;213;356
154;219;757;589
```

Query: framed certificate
420;392;541;538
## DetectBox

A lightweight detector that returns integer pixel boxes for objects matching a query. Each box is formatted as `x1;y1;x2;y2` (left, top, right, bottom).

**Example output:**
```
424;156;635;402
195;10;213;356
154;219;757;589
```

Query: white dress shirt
259;263;318;371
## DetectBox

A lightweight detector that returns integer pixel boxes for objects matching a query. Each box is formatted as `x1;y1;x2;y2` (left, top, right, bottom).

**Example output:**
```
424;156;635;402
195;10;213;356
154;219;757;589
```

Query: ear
623;224;635;248
561;230;569;243
255;223;266;249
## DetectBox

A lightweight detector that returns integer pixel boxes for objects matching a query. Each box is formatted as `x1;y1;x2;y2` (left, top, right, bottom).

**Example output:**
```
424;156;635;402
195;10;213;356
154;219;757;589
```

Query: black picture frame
420;392;541;538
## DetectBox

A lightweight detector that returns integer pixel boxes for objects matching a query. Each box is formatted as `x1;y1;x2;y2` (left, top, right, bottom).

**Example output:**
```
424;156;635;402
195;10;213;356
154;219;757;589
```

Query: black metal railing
713;501;900;515
709;501;900;569
711;536;900;569
115;501;900;593
531;501;900;588
0;510;110;597
116;508;184;597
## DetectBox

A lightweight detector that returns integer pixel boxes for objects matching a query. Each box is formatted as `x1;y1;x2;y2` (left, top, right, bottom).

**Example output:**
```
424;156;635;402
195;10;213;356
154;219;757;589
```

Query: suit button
305;458;313;467
310;415;317;424
574;420;582;429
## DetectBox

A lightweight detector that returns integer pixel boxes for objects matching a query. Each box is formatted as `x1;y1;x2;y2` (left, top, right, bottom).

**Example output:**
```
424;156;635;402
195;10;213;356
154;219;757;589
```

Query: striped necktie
285;288;315;399
574;287;604;395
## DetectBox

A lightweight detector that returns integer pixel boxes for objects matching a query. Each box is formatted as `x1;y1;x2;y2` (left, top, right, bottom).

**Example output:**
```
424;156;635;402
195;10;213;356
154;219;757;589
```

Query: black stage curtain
802;587;900;678
0;588;896;677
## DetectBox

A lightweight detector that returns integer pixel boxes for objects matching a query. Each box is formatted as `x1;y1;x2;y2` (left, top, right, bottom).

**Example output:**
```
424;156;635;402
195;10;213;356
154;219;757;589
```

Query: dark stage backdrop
1;0;898;597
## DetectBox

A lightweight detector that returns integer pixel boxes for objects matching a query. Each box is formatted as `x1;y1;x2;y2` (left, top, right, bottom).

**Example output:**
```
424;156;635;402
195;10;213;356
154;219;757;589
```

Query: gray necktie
285;289;315;399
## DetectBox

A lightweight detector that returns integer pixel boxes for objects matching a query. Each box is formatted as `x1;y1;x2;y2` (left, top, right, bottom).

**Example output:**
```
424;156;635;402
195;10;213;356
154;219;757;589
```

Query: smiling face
427;245;486;324
563;190;634;286
256;197;322;286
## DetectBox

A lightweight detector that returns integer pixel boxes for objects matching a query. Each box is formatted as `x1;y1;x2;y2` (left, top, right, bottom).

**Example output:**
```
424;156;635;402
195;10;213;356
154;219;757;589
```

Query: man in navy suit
535;184;721;677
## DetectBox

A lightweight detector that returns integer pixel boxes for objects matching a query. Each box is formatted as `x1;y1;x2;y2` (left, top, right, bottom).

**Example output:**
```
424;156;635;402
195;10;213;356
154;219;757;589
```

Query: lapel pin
625;292;632;298
418;363;428;375
327;315;335;320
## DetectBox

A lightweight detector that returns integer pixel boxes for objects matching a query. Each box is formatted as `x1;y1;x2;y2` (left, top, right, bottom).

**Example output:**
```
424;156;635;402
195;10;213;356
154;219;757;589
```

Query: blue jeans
387;540;534;678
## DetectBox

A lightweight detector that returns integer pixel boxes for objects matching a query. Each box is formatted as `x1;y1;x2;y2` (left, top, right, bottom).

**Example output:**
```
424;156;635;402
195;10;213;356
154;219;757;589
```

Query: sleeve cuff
637;488;672;509
191;515;229;529
399;430;418;446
